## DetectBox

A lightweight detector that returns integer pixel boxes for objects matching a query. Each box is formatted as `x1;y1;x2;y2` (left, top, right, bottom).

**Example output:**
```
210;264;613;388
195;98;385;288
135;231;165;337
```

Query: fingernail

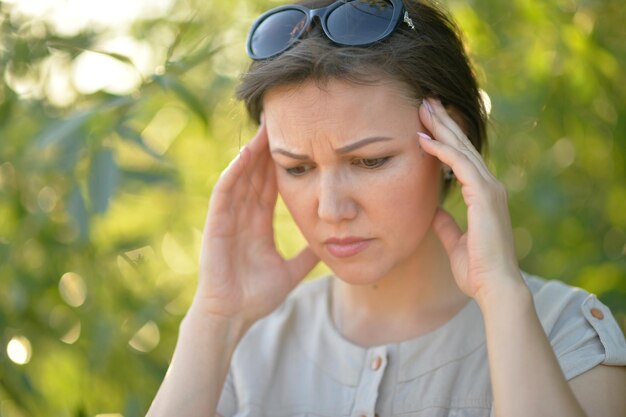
417;132;433;141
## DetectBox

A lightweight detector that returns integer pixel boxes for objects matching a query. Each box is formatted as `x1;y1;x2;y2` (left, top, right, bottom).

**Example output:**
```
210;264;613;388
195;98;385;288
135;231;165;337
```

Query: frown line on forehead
270;136;395;160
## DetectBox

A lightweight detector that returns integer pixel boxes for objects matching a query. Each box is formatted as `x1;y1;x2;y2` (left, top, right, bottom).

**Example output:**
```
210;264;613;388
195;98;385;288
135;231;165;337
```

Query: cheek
376;179;437;214
370;159;441;222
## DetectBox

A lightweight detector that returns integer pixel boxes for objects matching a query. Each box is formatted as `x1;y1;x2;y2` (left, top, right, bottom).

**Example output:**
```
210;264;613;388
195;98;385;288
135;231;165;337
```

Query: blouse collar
294;276;486;386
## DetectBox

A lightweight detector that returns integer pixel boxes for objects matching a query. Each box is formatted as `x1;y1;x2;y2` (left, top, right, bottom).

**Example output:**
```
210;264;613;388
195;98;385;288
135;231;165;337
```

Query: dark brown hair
235;0;487;154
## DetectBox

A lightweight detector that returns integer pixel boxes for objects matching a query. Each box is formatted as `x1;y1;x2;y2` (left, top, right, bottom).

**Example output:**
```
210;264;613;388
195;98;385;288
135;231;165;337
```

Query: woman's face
264;78;443;284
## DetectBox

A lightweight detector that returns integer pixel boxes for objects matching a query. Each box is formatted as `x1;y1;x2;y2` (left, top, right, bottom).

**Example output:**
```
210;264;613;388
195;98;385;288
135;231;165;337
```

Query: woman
147;0;626;416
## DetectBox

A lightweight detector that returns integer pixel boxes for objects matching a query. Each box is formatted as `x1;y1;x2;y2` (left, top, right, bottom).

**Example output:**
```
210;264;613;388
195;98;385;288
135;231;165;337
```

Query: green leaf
88;148;119;214
35;111;92;149
0;87;16;130
123;396;142;417
115;124;165;162
119;167;178;186
166;44;224;75
153;75;208;126
47;41;136;68
68;184;89;242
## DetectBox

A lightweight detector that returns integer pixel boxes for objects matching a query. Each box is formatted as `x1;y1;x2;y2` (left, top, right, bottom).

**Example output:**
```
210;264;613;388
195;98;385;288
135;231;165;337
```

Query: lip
323;237;372;258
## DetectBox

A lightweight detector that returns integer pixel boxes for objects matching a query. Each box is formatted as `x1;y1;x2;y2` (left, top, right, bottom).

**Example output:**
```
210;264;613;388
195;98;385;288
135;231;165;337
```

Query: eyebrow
270;136;395;160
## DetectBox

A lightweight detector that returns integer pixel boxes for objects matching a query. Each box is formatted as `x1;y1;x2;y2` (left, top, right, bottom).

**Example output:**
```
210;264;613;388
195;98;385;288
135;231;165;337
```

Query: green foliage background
0;0;624;415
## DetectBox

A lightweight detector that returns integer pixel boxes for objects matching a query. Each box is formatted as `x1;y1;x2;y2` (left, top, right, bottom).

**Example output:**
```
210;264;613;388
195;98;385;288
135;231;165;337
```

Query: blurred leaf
68;183;89;241
120;167;178;186
123;396;142;417
35;111;92;149
88;148;119;214
47;41;136;68
0;86;16;129
166;44;224;75
116;124;166;162
153;74;208;126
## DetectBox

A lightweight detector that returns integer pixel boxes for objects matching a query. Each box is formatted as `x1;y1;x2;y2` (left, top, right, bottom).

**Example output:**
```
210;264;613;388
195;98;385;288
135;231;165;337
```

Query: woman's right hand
191;117;320;326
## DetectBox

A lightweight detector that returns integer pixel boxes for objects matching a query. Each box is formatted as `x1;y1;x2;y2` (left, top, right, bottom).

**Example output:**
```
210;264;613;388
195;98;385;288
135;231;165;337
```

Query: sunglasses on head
246;0;416;60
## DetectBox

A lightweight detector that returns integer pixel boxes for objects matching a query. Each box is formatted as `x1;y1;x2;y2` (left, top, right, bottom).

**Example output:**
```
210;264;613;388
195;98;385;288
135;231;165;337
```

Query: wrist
474;274;533;315
182;303;252;346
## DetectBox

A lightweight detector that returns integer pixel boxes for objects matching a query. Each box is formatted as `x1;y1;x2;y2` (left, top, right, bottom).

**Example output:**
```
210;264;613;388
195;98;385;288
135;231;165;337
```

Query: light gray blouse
216;273;626;417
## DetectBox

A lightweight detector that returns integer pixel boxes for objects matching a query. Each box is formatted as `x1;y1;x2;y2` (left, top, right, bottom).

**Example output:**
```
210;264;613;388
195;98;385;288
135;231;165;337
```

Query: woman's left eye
353;157;391;169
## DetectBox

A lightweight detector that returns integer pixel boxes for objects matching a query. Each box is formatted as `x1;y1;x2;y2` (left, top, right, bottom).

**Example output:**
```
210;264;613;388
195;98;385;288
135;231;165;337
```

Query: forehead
263;78;418;147
264;77;414;114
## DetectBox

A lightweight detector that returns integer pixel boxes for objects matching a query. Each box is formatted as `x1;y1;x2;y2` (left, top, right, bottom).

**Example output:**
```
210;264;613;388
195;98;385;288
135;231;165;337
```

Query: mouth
323;237;372;258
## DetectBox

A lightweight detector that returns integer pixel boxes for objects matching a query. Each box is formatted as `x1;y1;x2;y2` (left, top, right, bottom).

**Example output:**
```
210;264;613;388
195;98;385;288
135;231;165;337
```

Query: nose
317;172;358;223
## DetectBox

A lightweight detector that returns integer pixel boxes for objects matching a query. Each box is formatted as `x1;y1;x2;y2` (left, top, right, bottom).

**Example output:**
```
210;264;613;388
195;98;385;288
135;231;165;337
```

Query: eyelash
285;157;392;176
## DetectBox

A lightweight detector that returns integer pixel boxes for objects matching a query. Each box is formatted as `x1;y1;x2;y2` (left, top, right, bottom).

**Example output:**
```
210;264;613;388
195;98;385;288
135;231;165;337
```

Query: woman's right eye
285;164;313;176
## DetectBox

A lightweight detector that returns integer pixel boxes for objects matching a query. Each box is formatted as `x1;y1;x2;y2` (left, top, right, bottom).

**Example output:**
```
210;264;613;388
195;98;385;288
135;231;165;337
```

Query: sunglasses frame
246;0;406;60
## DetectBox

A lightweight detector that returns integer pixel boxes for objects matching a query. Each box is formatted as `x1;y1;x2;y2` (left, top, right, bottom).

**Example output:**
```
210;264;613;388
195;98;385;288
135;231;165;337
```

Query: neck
331;229;469;346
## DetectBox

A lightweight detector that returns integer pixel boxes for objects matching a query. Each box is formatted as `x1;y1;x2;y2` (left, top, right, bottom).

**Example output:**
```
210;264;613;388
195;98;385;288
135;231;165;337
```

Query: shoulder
522;271;626;379
219;276;334;413
258;274;331;331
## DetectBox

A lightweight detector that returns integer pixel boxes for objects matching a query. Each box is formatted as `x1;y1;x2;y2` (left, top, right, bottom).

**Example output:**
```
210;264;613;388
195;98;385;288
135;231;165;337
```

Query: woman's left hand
417;98;524;302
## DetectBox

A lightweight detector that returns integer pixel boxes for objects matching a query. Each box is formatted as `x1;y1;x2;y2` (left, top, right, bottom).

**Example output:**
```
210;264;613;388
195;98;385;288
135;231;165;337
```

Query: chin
325;260;390;286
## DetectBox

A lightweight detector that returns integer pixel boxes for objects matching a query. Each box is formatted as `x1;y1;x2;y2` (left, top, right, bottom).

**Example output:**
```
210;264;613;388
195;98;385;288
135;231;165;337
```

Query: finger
208;146;250;213
246;117;269;153
417;133;486;187
419;108;488;182
285;246;320;287
424;98;482;159
209;121;269;216
427;99;473;150
427;98;497;182
419;100;493;181
248;157;278;234
240;121;272;202
431;208;463;257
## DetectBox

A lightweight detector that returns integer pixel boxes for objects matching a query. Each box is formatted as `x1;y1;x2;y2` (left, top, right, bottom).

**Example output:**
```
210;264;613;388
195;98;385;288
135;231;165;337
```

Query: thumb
286;246;320;286
432;208;463;257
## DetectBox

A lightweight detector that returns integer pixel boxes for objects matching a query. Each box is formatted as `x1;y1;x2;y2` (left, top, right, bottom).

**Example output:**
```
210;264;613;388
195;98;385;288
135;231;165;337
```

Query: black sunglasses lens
327;0;395;45
250;9;308;58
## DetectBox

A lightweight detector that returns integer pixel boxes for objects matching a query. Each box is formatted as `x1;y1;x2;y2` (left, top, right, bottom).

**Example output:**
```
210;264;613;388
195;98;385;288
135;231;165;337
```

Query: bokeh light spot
59;272;87;307
552;137;576;170
479;89;492;115
7;336;32;365
128;321;160;353
37;186;58;213
61;321;82;344
72;51;141;95
49;305;82;344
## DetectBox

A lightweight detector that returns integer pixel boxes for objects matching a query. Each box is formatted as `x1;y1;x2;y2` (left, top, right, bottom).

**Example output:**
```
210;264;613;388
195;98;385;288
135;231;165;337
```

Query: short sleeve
524;274;626;381
538;283;626;380
216;367;237;417
578;295;626;365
